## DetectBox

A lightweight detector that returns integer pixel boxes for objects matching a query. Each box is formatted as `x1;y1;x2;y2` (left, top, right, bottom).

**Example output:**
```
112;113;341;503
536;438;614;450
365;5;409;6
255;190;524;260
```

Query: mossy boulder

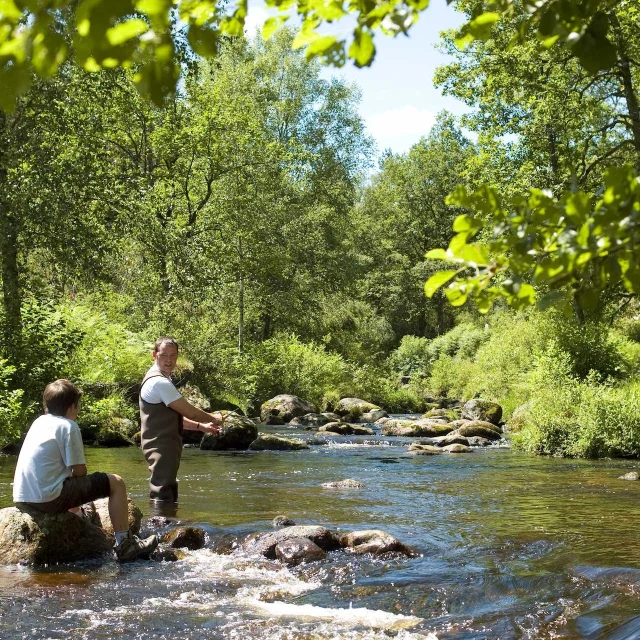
289;413;332;427
421;408;459;422
179;384;211;411
382;419;453;438
451;421;502;441
200;413;258;450
248;435;309;451
408;443;442;455
461;399;503;426
335;398;382;422
359;409;389;423
94;425;133;447
260;395;317;424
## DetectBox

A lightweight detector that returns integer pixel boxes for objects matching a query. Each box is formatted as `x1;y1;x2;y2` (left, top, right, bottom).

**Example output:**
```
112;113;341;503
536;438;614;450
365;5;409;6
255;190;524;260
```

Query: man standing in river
139;337;224;503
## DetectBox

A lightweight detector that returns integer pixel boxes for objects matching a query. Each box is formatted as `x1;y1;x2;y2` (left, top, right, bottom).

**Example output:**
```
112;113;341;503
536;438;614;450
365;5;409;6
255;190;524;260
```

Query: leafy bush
76;393;139;442
0;360;28;449
60;303;151;384
510;352;640;458
240;333;350;409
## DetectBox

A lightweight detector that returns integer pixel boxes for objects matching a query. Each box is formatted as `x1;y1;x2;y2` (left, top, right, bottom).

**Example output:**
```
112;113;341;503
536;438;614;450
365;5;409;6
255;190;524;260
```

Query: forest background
1;0;639;460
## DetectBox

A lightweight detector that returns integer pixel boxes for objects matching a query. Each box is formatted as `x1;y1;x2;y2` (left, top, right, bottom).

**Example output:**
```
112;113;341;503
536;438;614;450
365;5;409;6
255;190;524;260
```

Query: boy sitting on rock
13;379;158;562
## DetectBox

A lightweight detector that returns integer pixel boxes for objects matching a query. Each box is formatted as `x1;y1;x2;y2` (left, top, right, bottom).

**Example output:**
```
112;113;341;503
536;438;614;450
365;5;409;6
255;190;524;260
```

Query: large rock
335;398;381;422
461;399;503;426
242;525;340;559
81;497;142;535
248;435;309;451
421;408;459;422
442;443;473;453
289;413;332;427
339;530;414;556
275;537;326;566
260;395;316;424
421;434;470;448
0;506;112;565
382;419;453;438
179;384;211;411
359;409;389;423
318;423;374;436
94;424;133;447
200;413;258;450
452;421;502;441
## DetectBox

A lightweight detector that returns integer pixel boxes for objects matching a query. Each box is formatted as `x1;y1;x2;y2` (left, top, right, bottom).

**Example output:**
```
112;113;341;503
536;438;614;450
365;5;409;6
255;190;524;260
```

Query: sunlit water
1;422;639;639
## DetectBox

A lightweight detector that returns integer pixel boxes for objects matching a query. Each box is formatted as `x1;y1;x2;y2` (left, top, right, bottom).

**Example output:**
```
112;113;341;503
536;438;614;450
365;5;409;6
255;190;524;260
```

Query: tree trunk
238;273;244;355
610;12;640;163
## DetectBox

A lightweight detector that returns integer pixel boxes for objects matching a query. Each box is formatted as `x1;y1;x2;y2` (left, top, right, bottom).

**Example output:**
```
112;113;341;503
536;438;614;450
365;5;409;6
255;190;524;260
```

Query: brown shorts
23;473;111;515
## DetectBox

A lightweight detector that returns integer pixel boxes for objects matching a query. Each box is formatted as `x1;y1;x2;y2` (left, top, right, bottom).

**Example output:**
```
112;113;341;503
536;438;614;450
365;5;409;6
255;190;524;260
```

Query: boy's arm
70;464;87;477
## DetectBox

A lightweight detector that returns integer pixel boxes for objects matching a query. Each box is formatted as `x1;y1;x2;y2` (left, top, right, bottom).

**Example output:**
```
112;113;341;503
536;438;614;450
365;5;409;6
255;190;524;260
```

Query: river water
0;424;639;639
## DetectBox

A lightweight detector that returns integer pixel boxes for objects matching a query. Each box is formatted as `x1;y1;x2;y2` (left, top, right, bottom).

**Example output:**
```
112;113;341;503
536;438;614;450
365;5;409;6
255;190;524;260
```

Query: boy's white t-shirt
13;414;86;503
140;365;182;405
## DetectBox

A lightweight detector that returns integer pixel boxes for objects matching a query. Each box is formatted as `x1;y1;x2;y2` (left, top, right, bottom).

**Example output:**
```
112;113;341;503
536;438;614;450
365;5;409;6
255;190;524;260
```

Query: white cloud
365;106;437;154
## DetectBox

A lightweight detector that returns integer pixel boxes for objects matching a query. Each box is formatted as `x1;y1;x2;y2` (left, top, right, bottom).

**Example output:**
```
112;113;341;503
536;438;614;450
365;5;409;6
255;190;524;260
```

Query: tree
354;113;476;338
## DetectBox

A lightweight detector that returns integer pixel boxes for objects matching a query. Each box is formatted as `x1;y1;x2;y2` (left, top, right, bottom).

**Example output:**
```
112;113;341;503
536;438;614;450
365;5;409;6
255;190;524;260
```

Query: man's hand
211;412;225;427
199;422;221;435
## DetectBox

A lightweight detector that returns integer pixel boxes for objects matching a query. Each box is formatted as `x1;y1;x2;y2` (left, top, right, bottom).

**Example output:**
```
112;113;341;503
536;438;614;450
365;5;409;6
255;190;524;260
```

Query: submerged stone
248;435;309;451
408;444;442;455
242;525;340;559
442;443;473;453
321;479;365;488
273;515;296;528
619;471;640;481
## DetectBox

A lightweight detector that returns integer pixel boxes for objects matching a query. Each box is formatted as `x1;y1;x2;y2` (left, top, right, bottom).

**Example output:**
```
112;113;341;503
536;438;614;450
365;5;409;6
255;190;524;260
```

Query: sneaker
115;531;159;562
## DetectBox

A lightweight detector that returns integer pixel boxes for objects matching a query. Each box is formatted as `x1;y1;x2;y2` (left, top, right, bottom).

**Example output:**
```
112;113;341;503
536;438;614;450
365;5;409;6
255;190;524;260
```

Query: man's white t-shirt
13;414;86;503
140;365;182;406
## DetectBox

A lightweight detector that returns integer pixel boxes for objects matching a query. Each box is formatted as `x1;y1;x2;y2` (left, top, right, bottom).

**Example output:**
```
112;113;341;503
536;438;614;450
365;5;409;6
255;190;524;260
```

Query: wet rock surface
260;395;317;424
162;526;207;550
275;537;326;566
248;434;309;451
321;479;365;488
339;529;415;556
200;413;258;450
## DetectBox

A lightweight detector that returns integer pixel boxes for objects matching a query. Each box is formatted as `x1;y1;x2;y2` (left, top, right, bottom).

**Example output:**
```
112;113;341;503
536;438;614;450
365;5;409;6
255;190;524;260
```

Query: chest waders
139;372;184;502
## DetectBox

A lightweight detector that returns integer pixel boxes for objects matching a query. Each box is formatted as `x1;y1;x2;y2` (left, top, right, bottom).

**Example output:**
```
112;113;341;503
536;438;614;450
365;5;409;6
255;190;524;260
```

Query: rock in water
0;506;112;565
408;444;442;455
248;435;309;450
242;525;340;559
335;398;382;422
162;526;206;550
260;395;316;424
619;471;640;481
461;399;503;426
81;497;142;536
321;479;365;488
200;413;258;450
273;515;296;528
442;443;473;453
275;537;326;566
339;529;415;556
318;423;374;436
289;413;332;427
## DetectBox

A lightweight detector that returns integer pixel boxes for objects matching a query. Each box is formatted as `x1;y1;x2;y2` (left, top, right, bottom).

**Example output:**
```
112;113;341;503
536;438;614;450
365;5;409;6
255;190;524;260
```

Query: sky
245;0;467;157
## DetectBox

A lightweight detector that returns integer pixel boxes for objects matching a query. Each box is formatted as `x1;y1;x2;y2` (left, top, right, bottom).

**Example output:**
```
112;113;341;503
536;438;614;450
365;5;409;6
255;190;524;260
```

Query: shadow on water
1;426;640;639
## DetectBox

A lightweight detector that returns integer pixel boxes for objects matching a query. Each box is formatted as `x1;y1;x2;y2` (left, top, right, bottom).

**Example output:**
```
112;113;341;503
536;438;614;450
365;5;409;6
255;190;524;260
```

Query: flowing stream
0;423;639;639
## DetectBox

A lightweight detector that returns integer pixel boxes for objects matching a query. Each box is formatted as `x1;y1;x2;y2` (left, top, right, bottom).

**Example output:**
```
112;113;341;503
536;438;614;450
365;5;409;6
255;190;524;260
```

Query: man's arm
168;398;224;426
70;464;87;477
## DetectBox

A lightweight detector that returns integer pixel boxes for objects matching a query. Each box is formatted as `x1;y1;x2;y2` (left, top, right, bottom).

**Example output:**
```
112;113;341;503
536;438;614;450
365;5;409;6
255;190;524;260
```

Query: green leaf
459;243;489;266
424;270;459;297
136;0;172;18
262;15;288;39
446;285;469;307
187;24;218;57
349;28;375;68
107;19;149;47
426;248;450;261
537;290;567;311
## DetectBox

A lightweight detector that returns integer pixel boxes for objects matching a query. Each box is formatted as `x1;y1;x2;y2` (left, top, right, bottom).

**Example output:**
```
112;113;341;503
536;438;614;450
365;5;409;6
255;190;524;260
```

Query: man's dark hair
43;379;82;417
154;336;179;353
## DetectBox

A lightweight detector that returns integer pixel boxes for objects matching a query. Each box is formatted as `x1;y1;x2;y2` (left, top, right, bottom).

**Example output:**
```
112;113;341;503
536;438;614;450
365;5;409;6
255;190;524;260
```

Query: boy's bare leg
107;474;129;532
